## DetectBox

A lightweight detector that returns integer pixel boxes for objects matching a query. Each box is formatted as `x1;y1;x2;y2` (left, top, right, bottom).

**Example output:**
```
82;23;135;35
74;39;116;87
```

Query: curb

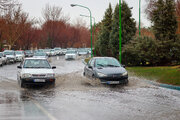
147;80;180;91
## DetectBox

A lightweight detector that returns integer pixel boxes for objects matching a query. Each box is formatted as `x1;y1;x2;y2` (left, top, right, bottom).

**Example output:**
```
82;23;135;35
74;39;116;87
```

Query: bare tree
3;5;31;49
42;4;63;21
0;0;18;10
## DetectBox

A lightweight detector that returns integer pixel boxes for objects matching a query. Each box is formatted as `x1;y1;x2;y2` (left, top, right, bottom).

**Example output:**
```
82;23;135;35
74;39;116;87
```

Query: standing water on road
0;56;180;120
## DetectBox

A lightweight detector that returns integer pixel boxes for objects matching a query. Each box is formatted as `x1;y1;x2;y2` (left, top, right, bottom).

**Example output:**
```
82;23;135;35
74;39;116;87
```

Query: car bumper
16;57;23;61
99;76;128;84
21;78;55;85
7;58;15;63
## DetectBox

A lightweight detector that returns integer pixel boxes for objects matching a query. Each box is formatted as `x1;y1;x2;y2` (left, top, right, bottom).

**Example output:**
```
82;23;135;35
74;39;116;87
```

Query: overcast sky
19;0;151;27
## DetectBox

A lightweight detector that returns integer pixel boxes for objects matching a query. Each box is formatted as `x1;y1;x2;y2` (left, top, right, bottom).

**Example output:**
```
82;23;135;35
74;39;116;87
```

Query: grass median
126;66;180;86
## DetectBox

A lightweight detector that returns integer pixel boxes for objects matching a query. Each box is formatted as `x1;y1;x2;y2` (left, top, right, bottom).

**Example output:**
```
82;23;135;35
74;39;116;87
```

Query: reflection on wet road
0;56;180;120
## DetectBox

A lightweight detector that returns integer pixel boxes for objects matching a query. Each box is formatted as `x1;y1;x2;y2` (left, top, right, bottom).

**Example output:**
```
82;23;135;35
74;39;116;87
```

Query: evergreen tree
98;3;113;56
121;1;136;46
152;0;178;64
109;1;136;58
109;4;119;58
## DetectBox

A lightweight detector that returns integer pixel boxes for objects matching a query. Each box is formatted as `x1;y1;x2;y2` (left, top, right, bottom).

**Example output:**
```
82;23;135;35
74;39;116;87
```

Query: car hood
6;55;15;58
21;68;54;74
66;53;76;56
95;67;127;75
33;56;47;58
16;55;23;57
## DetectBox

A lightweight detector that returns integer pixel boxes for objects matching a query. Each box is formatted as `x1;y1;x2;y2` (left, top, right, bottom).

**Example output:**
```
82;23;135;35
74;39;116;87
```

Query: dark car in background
83;57;128;85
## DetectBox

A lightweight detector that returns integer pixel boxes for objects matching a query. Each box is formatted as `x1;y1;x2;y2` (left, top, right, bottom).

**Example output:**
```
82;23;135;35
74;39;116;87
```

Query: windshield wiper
106;64;119;67
96;64;105;67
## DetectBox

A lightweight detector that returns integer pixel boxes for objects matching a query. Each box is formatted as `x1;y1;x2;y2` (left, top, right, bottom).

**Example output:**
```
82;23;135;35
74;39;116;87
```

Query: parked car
65;50;77;60
78;48;88;56
62;49;67;55
83;57;128;85
0;52;7;65
33;52;48;59
25;50;33;57
44;49;51;56
15;51;25;62
50;49;56;56
17;58;56;88
3;50;16;63
54;47;61;55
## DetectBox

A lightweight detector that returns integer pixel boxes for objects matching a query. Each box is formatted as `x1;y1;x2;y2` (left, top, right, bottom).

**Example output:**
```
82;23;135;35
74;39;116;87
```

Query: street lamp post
80;14;96;56
70;4;93;57
119;0;122;63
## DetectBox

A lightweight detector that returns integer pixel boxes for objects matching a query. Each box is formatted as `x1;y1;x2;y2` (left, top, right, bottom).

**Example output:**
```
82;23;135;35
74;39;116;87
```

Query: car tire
124;79;129;85
20;79;25;88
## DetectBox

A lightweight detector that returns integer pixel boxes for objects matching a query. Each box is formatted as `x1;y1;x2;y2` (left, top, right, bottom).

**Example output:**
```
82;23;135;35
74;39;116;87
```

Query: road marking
31;99;58;120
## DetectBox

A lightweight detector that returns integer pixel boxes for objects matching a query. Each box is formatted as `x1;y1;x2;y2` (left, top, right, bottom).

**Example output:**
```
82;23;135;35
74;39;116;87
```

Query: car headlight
97;72;107;77
122;71;128;76
46;74;55;78
22;73;32;78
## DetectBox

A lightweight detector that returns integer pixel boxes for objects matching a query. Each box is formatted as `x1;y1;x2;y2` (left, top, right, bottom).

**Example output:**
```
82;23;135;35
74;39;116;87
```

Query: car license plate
107;81;119;84
34;79;45;82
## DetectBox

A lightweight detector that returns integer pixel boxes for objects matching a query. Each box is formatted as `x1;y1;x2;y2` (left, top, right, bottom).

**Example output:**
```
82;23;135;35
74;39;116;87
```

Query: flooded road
0;56;180;120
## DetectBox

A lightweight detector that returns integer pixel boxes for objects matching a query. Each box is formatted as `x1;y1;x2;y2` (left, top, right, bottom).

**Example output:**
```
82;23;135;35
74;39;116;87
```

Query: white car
50;49;56;56
78;49;88;56
0;52;7;65
62;49;67;55
33;52;48;59
65;50;77;60
54;47;61;55
3;50;16;63
17;58;56;88
15;51;25;62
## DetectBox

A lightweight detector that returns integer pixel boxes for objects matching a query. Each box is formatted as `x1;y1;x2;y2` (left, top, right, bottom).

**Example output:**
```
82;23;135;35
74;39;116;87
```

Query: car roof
24;57;47;60
93;57;116;59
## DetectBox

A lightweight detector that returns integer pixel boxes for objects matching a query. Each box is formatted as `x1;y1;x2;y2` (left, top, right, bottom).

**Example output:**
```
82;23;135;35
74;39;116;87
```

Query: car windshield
15;51;23;54
66;50;76;54
95;58;121;67
23;59;51;68
25;50;32;53
44;49;50;52
34;52;46;56
4;51;14;55
0;53;3;57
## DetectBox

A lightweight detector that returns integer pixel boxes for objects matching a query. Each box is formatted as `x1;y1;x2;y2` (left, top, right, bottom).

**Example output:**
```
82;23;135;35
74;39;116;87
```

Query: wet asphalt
0;56;180;120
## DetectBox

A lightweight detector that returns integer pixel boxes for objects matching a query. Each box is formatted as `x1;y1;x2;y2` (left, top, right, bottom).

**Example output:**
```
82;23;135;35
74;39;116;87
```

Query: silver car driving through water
17;58;56;88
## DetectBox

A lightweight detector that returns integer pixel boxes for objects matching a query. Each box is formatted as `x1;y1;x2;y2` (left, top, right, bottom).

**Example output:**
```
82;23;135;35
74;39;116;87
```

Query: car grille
32;74;46;78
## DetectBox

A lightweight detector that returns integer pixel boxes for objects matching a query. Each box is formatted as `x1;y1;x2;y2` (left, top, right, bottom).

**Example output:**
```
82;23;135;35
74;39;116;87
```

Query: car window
34;52;46;56
23;59;51;68
95;58;121;67
90;59;95;67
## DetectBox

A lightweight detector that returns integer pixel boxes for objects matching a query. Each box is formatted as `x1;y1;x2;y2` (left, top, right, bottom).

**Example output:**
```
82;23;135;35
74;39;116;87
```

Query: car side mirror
122;65;126;68
4;55;6;57
88;65;93;69
52;66;56;69
17;66;22;69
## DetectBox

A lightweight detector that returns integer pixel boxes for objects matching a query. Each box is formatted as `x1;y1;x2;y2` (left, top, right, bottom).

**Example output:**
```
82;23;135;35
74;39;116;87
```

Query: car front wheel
20;79;25;88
